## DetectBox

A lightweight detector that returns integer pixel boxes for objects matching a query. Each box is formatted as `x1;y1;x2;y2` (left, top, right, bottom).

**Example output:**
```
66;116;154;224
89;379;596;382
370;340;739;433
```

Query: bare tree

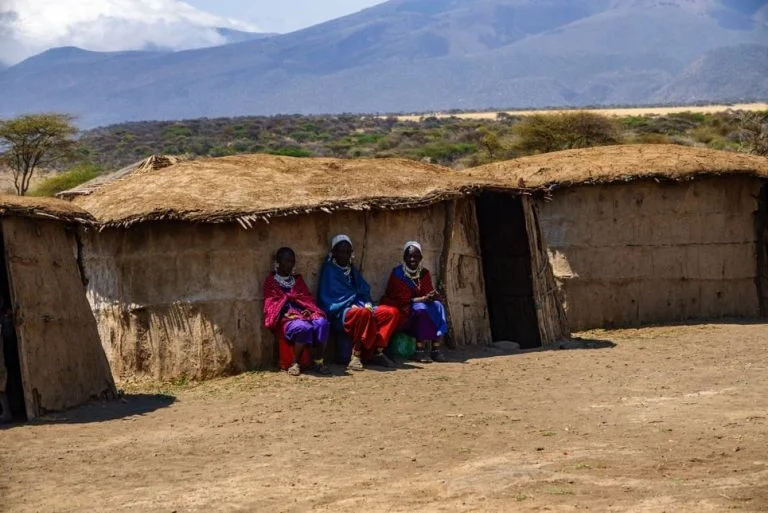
0;113;78;195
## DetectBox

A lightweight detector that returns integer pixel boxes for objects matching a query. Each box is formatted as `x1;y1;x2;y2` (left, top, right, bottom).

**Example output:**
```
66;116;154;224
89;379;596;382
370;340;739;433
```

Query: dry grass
467;144;768;190
396;102;768;121
58;155;188;200
0;193;94;223
75;154;467;227
72;145;768;227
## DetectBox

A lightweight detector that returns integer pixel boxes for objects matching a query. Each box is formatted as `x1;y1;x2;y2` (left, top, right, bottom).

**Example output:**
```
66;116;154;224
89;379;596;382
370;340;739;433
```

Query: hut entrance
476;193;542;349
0;227;26;422
757;183;768;316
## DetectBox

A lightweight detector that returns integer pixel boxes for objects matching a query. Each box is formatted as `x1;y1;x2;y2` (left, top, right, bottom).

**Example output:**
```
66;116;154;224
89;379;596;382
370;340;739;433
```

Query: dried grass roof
466;144;768;190
57;155;186;200
0;195;94;224
76;154;467;228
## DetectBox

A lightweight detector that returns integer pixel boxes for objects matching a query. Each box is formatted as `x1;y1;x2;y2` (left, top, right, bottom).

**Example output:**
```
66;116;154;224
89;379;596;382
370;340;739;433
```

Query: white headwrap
330;234;352;251
403;240;422;254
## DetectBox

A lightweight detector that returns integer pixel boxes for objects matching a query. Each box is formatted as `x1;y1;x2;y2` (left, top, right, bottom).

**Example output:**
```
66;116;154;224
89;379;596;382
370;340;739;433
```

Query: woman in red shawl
263;247;331;376
381;241;449;363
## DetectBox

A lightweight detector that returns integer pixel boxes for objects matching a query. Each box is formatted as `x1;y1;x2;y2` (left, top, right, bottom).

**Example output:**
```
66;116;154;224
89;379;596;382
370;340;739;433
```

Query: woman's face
404;246;423;270
332;241;353;267
276;250;295;276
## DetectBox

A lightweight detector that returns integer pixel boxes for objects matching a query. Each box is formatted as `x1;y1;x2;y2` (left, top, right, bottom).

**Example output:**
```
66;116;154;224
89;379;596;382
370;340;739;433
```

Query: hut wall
81;202;489;381
537;176;762;331
2;217;115;417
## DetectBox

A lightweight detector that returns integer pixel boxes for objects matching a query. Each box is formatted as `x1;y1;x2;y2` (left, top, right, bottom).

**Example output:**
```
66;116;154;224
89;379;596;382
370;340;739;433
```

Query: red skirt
276;329;313;370
343;305;400;360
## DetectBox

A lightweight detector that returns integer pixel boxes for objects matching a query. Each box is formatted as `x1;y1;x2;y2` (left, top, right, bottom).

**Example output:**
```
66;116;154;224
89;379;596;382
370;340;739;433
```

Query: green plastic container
386;332;417;359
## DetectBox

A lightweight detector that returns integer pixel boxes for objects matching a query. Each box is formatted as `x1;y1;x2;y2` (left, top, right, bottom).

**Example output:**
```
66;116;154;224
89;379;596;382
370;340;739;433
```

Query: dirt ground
2;322;767;512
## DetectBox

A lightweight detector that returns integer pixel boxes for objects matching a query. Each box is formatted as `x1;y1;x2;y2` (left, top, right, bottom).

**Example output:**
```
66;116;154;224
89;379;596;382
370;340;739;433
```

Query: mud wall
537;176;763;331
2;217;115;417
81;201;490;381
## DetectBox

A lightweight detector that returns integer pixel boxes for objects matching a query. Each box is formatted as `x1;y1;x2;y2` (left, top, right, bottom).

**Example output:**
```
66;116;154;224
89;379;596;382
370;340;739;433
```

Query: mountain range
0;0;766;128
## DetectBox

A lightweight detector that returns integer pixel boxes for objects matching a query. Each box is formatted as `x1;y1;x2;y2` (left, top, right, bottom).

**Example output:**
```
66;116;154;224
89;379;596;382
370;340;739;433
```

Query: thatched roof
76;154;468;228
0;195;94;224
466;145;768;191
57;155;186;200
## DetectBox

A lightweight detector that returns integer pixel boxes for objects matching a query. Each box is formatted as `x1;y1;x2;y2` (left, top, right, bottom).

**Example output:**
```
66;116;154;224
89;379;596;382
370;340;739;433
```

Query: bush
415;142;477;165
266;147;313;158
29;164;102;197
514;112;622;154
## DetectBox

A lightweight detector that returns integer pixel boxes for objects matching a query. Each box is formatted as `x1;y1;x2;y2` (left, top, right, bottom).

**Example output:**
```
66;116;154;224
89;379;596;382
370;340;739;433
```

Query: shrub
514;112;622;154
415;142;477;165
629;133;673;144
266;147;313;158
29;164;102;197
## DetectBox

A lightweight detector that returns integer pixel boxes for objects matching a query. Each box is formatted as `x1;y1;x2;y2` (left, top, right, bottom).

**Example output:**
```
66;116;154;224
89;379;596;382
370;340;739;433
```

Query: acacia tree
0;113;78;195
514;112;622;154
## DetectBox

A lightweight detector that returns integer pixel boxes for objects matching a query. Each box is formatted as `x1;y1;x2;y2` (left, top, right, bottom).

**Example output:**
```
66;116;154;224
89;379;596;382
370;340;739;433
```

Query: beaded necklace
332;258;352;278
402;263;422;288
273;272;296;289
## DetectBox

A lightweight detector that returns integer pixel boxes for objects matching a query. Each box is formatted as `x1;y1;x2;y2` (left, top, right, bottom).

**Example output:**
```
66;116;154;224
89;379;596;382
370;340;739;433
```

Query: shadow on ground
443;337;617;364
0;393;176;429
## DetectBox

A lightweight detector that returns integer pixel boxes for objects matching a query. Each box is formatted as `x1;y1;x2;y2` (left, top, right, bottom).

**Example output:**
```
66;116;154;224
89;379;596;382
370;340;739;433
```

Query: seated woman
263;247;331;376
318;234;400;371
381;241;449;363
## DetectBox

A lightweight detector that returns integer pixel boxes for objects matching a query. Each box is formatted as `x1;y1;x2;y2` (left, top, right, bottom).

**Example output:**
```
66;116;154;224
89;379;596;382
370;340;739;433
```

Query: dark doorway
476;193;542;349
0;228;27;422
756;183;768;317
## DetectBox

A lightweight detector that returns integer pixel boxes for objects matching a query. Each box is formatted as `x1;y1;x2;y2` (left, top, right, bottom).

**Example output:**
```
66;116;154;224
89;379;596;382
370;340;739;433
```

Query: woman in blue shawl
318;234;400;371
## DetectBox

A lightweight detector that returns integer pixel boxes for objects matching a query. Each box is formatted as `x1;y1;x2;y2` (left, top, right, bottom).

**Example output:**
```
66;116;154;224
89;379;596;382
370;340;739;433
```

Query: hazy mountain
653;44;768;103
215;28;277;44
0;0;766;127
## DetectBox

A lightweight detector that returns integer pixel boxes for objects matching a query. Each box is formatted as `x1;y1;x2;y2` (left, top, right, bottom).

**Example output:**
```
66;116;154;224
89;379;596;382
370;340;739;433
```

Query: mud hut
0;195;116;420
467;144;768;331
72;154;568;381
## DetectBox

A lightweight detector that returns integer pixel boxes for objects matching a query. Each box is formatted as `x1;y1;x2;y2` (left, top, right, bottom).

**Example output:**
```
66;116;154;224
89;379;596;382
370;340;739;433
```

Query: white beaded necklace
274;272;296;289
403;263;422;283
332;258;352;277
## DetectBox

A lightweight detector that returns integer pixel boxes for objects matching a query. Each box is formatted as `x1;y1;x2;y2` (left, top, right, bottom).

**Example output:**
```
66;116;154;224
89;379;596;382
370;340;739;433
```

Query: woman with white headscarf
318;234;400;371
381;241;449;363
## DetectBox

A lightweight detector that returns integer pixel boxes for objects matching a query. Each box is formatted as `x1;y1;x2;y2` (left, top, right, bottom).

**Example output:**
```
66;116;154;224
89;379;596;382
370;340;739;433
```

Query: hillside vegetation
79;109;768;172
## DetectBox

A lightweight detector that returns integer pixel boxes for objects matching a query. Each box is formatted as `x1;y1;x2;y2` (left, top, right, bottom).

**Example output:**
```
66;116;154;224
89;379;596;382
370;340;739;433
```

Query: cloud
0;0;260;65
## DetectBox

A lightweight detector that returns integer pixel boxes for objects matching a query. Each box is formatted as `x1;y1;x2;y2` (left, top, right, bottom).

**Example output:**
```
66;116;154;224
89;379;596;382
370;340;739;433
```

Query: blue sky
185;0;384;33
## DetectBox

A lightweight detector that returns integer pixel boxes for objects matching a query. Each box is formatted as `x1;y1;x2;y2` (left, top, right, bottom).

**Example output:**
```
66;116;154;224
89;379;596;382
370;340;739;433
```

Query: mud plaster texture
1;217;115;417
80;200;490;381
537;176;763;330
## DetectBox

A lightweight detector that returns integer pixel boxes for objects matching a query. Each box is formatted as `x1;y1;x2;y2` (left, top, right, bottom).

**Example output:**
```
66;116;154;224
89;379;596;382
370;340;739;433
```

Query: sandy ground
396;102;768;121
2;322;768;512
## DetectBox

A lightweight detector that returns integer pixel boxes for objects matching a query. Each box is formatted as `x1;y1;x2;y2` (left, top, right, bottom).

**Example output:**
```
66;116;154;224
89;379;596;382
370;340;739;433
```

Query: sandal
411;350;433;363
347;355;364;371
311;363;333;376
371;352;394;368
430;350;447;363
287;362;301;376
